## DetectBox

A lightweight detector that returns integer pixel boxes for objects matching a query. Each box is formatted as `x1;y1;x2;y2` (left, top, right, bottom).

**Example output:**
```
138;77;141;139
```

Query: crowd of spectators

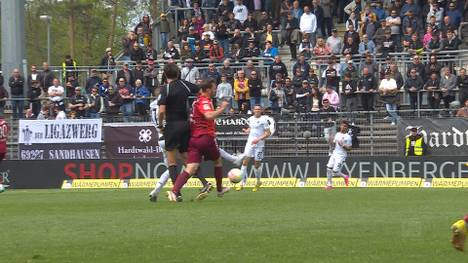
0;0;467;121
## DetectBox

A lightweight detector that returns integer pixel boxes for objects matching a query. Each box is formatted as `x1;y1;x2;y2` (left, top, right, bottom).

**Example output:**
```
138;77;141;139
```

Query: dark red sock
172;171;191;194
214;166;223;192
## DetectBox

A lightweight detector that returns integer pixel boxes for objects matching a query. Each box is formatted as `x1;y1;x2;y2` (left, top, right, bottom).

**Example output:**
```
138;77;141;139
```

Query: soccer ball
227;168;242;184
0;184;5;193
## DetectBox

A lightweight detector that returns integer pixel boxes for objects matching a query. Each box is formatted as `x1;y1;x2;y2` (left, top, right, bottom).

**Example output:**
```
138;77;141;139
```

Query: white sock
338;171;347;178
326;168;333;186
152;170;170;195
240;165;248;185
253;165;262;184
219;148;237;164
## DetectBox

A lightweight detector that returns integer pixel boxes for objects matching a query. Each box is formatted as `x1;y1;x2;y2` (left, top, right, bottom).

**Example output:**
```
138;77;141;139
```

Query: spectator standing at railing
117;77;134;122
0;76;8;117
181;59;200;84
193;44;208;62
143;59;159;94
440;67;457;113
132;61;145;86
358;34;376;55
322;85;340;110
313;37;332;65
443;30;461;51
220;59;235;85
122;31;137;61
163;41;181;60
405;68;424;111
130;43;146;62
269;81;286;114
203;63;221;84
424;72;441;112
134;79;150;116
407;33;424;55
8;69;25;119
341;73;358;123
295;79;311;112
456;99;468;118
457;68;468;106
262;41;278;61
233;0;248;24
87;87;102;118
61;55;78;83
27;80;41;118
298;35;313;59
343;60;358;81
234;70;249;110
98;78;110;97
426;32;444;52
105;85;122;117
326;28;343;55
407;55;425;80
379;29;397;57
300;6;318;47
100;48;116;77
269;56;288;82
292;55;310;79
322;58;340;90
85;69;102;94
27;65;39;92
216;75;233;113
244;60;261;79
159;13;171;50
358;67;376;112
117;63;135;88
379;70;400;125
38;62;55;94
307;68;320;88
248;70;263;109
424;54;442;81
69;87;88;118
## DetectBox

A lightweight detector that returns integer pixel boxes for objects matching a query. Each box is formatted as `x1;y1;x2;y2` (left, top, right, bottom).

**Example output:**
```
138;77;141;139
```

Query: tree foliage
24;0;153;66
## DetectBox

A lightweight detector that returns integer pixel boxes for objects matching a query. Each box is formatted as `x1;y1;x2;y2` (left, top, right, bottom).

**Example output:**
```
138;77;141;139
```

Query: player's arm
252;126;271;145
157;88;167;129
203;100;228;120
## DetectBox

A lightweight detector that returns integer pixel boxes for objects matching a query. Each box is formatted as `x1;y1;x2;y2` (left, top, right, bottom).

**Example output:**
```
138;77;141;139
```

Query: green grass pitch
1;188;468;262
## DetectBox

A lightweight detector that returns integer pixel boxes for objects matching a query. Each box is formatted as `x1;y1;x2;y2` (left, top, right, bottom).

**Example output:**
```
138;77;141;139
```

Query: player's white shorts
327;154;346;172
243;143;264;161
158;139;168;165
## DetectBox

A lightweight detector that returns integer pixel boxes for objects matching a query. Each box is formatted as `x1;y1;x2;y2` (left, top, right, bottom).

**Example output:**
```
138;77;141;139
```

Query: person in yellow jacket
234;70;249;111
62;55;78;82
451;214;468;251
404;126;427;156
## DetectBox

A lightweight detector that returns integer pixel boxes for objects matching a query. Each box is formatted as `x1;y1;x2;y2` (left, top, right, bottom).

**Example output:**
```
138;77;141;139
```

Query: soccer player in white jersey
325;119;351;190
237;105;272;192
148;97;244;202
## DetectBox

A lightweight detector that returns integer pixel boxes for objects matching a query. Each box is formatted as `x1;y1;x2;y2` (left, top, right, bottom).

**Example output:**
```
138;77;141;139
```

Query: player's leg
149;140;169;202
219;147;244;165
333;155;349;186
213;157;230;197
325;155;336;189
168;162;199;202
239;144;254;189
252;146;264;192
180;149;209;189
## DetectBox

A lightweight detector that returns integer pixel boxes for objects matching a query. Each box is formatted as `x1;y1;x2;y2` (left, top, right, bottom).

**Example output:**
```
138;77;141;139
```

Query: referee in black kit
157;63;210;201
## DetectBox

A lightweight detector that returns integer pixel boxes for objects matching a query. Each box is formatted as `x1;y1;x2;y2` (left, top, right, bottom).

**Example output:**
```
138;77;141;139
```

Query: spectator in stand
101;48;116;75
343;24;360;49
402;10;418;34
327;28;343;55
62;55;78;82
292;55;311;79
38;62;55;94
54;101;67;120
233;0;248;25
27;65;39;92
313;37;332;59
407;33;424;55
341;73;358;123
440;67;457;113
440;16;454;40
192;44;207;63
358;34;376;55
143;59;159;94
134;79;150;116
407;55;425;80
8;69;24;119
269;81;286;114
159;13;171;50
248;70;263;110
446;1;462;28
426;2;444;27
379;70;400;125
379;29;397;57
99;78;111;97
226;13;242;33
456;99;468;118
269;56;288;82
85;69;102;94
310;86;322;112
117;77;134;121
192;2;203;18
400;0;421;18
424;54;442;81
390;63;404;89
343;60;359;81
134;14;152;39
344;0;364;21
405;68;424;111
203;63;221;84
132;61;145;85
259;12;274;31
280;0;293;45
163;41;180;60
262;41;279;60
291;1;303;20
209;40;224;62
322;85;340;110
358;67;376;111
424;72;441;112
180;43;193;61
217;0;234;19
298;36;313;59
87;86;102;118
373;19;386;48
122;31;137;60
345;11;360;32
457;68;468;106
443;30;461;51
214;19;230;56
284;14;300;61
117;63;135;88
283;77;295;107
48;79;65;104
130;42;146;62
292;68;306;89
105;85;122;117
201;32;213;51
220;59;235;85
320;0;334;37
295;80;311;112
241;27;258;47
241;40;260;58
234;70;249;110
181;59;200;84
363;12;378;41
426;32;444;53
386;9;402;47
261;24;279;47
28;80;41;118
371;1;387;21
322;58;339;90
216;75;233;113
300;6;318;47
307;68;319;88
69;87;88;118
423;25;433;48
311;0;324;36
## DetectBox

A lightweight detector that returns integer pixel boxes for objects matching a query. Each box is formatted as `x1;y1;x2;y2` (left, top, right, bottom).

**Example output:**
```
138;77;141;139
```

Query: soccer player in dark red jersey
167;80;230;202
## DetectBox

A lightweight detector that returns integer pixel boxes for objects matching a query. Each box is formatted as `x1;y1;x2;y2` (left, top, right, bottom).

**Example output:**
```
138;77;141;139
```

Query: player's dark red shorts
0;152;5;161
187;134;220;164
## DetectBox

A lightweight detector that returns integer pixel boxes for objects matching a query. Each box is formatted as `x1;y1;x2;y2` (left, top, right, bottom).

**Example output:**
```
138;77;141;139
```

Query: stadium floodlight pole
39;15;52;65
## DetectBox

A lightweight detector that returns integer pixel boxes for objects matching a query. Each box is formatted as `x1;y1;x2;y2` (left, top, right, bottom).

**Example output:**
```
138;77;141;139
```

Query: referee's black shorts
164;120;190;153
